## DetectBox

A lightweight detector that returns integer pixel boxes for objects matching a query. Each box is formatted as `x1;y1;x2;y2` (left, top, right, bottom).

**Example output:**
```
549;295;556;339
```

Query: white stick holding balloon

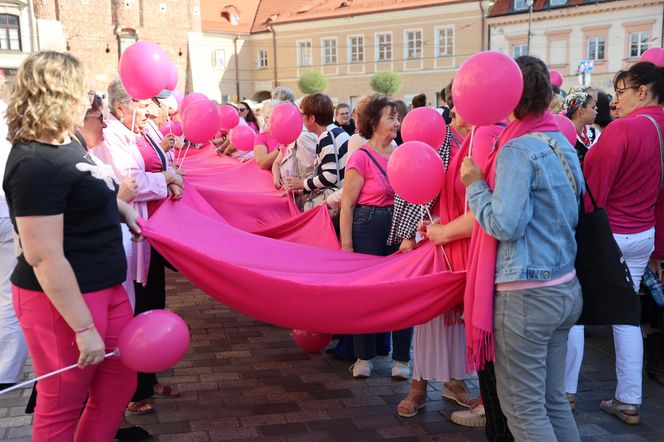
464;125;476;216
424;206;453;270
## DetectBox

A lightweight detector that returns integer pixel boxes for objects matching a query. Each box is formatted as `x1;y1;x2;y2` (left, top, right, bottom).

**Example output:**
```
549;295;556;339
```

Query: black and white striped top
304;125;351;192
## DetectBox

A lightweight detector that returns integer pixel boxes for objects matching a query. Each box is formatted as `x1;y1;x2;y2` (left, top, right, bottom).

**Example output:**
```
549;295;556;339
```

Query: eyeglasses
238;107;248;113
615;86;640;98
85;113;104;123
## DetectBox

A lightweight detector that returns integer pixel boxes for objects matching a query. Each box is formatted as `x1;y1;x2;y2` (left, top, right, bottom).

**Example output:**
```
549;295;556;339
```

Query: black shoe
25;383;37;414
115;426;152;441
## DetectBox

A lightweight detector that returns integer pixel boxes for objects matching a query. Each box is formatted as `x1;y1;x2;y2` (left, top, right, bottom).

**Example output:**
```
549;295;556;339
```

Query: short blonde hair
7;51;88;145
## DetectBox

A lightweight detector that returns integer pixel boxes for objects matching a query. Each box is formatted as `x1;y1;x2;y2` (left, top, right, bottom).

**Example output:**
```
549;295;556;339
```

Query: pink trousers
12;284;136;442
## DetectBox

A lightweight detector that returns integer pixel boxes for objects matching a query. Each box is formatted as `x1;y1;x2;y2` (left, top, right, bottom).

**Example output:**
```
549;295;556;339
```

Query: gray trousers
494;277;582;442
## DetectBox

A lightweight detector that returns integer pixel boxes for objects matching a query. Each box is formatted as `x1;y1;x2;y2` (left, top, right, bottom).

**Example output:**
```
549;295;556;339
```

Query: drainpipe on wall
233;34;240;102
268;24;279;88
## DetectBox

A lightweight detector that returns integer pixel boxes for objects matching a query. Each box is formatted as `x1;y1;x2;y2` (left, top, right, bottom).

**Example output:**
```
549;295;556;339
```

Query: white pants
564;227;654;404
0;217;26;384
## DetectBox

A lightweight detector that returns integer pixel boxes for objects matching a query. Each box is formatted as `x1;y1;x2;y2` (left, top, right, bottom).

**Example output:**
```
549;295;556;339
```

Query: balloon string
425;207;452;270
130;108;136;135
0;350;118;396
179;141;192;169
464;125;477;216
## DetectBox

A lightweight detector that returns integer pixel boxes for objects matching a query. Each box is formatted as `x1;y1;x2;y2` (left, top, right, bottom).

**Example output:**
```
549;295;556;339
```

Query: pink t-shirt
254;132;283;153
346;146;395;207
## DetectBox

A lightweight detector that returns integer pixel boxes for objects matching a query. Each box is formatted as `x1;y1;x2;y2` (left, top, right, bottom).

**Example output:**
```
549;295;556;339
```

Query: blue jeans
351;205;413;362
494;278;582;442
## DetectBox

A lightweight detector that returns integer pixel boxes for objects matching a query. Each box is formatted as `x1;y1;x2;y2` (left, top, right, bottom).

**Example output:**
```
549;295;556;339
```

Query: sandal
153;383;180;398
600;399;639;425
443;380;480;409
397;389;427;418
126;400;154;415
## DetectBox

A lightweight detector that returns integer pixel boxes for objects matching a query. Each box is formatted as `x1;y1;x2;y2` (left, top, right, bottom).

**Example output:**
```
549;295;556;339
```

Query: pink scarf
465;112;559;371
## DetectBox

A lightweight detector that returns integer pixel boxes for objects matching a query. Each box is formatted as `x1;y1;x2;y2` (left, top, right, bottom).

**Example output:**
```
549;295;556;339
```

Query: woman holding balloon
3;51;141;441
253;100;285;170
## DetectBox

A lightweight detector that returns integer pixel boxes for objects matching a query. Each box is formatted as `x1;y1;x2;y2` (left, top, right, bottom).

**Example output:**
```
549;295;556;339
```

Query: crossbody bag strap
638;114;664;194
329;128;340;187
358;147;388;176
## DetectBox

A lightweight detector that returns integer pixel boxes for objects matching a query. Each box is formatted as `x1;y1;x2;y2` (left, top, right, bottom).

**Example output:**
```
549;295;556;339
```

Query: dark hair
239;101;258;126
594;91;613;128
358;95;396;139
552;84;561;95
87;94;103;115
393;99;408;123
444;80;454;109
613;61;664;105
300;93;334;126
411;93;426;108
513;55;553;120
335;103;350;113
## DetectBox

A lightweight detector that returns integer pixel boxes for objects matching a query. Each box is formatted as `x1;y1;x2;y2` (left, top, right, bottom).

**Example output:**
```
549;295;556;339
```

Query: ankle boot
645;333;664;387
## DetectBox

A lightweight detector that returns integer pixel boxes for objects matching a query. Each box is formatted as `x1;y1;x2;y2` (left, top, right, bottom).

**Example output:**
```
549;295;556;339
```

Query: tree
298;71;327;94
370;71;403;96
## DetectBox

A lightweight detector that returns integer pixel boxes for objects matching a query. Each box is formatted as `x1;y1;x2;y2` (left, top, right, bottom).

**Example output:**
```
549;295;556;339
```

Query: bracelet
75;323;95;334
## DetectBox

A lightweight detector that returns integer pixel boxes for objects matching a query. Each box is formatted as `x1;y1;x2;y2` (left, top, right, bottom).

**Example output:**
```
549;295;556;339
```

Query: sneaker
391;361;410;380
451;403;486;427
349;359;372;378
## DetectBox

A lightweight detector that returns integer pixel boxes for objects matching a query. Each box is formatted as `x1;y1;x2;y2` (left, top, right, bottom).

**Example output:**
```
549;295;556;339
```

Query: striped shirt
304;124;350;192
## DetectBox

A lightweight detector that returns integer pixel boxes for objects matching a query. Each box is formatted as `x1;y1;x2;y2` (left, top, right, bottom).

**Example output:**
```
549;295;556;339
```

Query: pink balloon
171;88;184;107
553;114;577;146
230;125;256;151
180;92;207;118
401;107;447;149
640;47;664;67
219;104;240;131
291;330;331;353
118;41;171;100
452;51;524;127
269;103;303;145
387;141;445;205
182;99;222;144
165;63;178;91
550;69;564;88
159;120;183;137
117;310;190;373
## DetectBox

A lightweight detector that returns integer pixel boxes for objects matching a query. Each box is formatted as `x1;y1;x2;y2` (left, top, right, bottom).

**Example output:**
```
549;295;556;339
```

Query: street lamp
526;0;534;54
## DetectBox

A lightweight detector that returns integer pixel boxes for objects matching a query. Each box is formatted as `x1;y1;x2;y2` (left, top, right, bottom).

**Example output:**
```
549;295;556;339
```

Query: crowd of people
0;47;662;442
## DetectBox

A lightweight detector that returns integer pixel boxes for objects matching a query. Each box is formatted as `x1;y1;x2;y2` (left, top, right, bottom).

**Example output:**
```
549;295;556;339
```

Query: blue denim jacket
467;131;584;283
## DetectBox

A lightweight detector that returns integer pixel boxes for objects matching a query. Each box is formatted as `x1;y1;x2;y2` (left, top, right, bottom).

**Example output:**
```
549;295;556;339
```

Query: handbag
303;128;341;217
527;132;640;325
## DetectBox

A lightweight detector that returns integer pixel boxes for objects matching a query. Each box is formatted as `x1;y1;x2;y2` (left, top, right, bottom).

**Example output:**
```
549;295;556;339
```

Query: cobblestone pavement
1;271;664;441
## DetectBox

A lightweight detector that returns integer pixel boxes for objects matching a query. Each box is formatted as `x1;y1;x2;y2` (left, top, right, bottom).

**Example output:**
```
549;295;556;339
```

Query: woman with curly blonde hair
2;51;140;441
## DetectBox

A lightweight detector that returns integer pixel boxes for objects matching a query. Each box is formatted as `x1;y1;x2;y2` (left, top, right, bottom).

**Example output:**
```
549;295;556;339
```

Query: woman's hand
117;176;138;203
164;171;184;188
160;134;176;152
425;223;450;245
341;244;353;253
117;200;143;240
168;183;183;200
398;238;416;253
284;177;304;191
75;326;106;368
648;259;662;278
460;157;484;187
273;170;283;189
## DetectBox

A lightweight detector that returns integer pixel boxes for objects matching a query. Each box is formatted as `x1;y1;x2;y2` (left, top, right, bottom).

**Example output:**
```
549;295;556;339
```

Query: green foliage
298;71;328;94
370;71;403;95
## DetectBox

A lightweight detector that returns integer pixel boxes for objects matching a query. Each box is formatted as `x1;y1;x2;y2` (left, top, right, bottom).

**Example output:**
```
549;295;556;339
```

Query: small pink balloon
165;63;178;91
550;69;564;88
452;51;524;127
219;104;240;131
180;92;208;118
387;141;445;205
119;41;170;100
230;125;256;151
640;47;664;67
291;330;331;353
553;114;577;146
171;88;184;107
117;310;190;373
159;120;183;137
269;103;303;145
182;99;222;144
401;107;447;149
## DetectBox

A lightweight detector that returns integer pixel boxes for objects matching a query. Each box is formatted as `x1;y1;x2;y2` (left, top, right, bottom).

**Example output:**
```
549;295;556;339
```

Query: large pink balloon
291;330;331;353
171;88;184;107
165;63;178;91
269;103;303;145
401;107;447;149
452;51;523;127
119;41;171;100
179;92;207;118
182;99;222;144
219;104;240;131
640;47;664;67
387;141;445;205
230;125;256;151
553;114;577;146
117;310;190;373
159;120;183;137
550;69;564;88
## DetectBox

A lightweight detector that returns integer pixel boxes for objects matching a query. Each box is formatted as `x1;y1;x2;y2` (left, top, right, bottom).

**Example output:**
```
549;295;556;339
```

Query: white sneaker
391;360;410;380
350;359;372;378
451;403;486;427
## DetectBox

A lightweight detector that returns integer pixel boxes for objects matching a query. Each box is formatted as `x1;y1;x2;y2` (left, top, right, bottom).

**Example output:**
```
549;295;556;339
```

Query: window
0;14;20;51
348;36;364;63
376;32;392;61
587;36;605;60
117;31;137;56
514;0;530;11
629;31;649;58
213;49;226;67
298;40;312;66
257;50;268;68
436;26;454;57
549;0;567;5
405;30;422;59
322;38;337;65
512;43;528;58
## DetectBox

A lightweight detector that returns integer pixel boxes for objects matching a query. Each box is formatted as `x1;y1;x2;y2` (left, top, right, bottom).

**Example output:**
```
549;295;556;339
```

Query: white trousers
564;227;654;404
0;217;26;383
